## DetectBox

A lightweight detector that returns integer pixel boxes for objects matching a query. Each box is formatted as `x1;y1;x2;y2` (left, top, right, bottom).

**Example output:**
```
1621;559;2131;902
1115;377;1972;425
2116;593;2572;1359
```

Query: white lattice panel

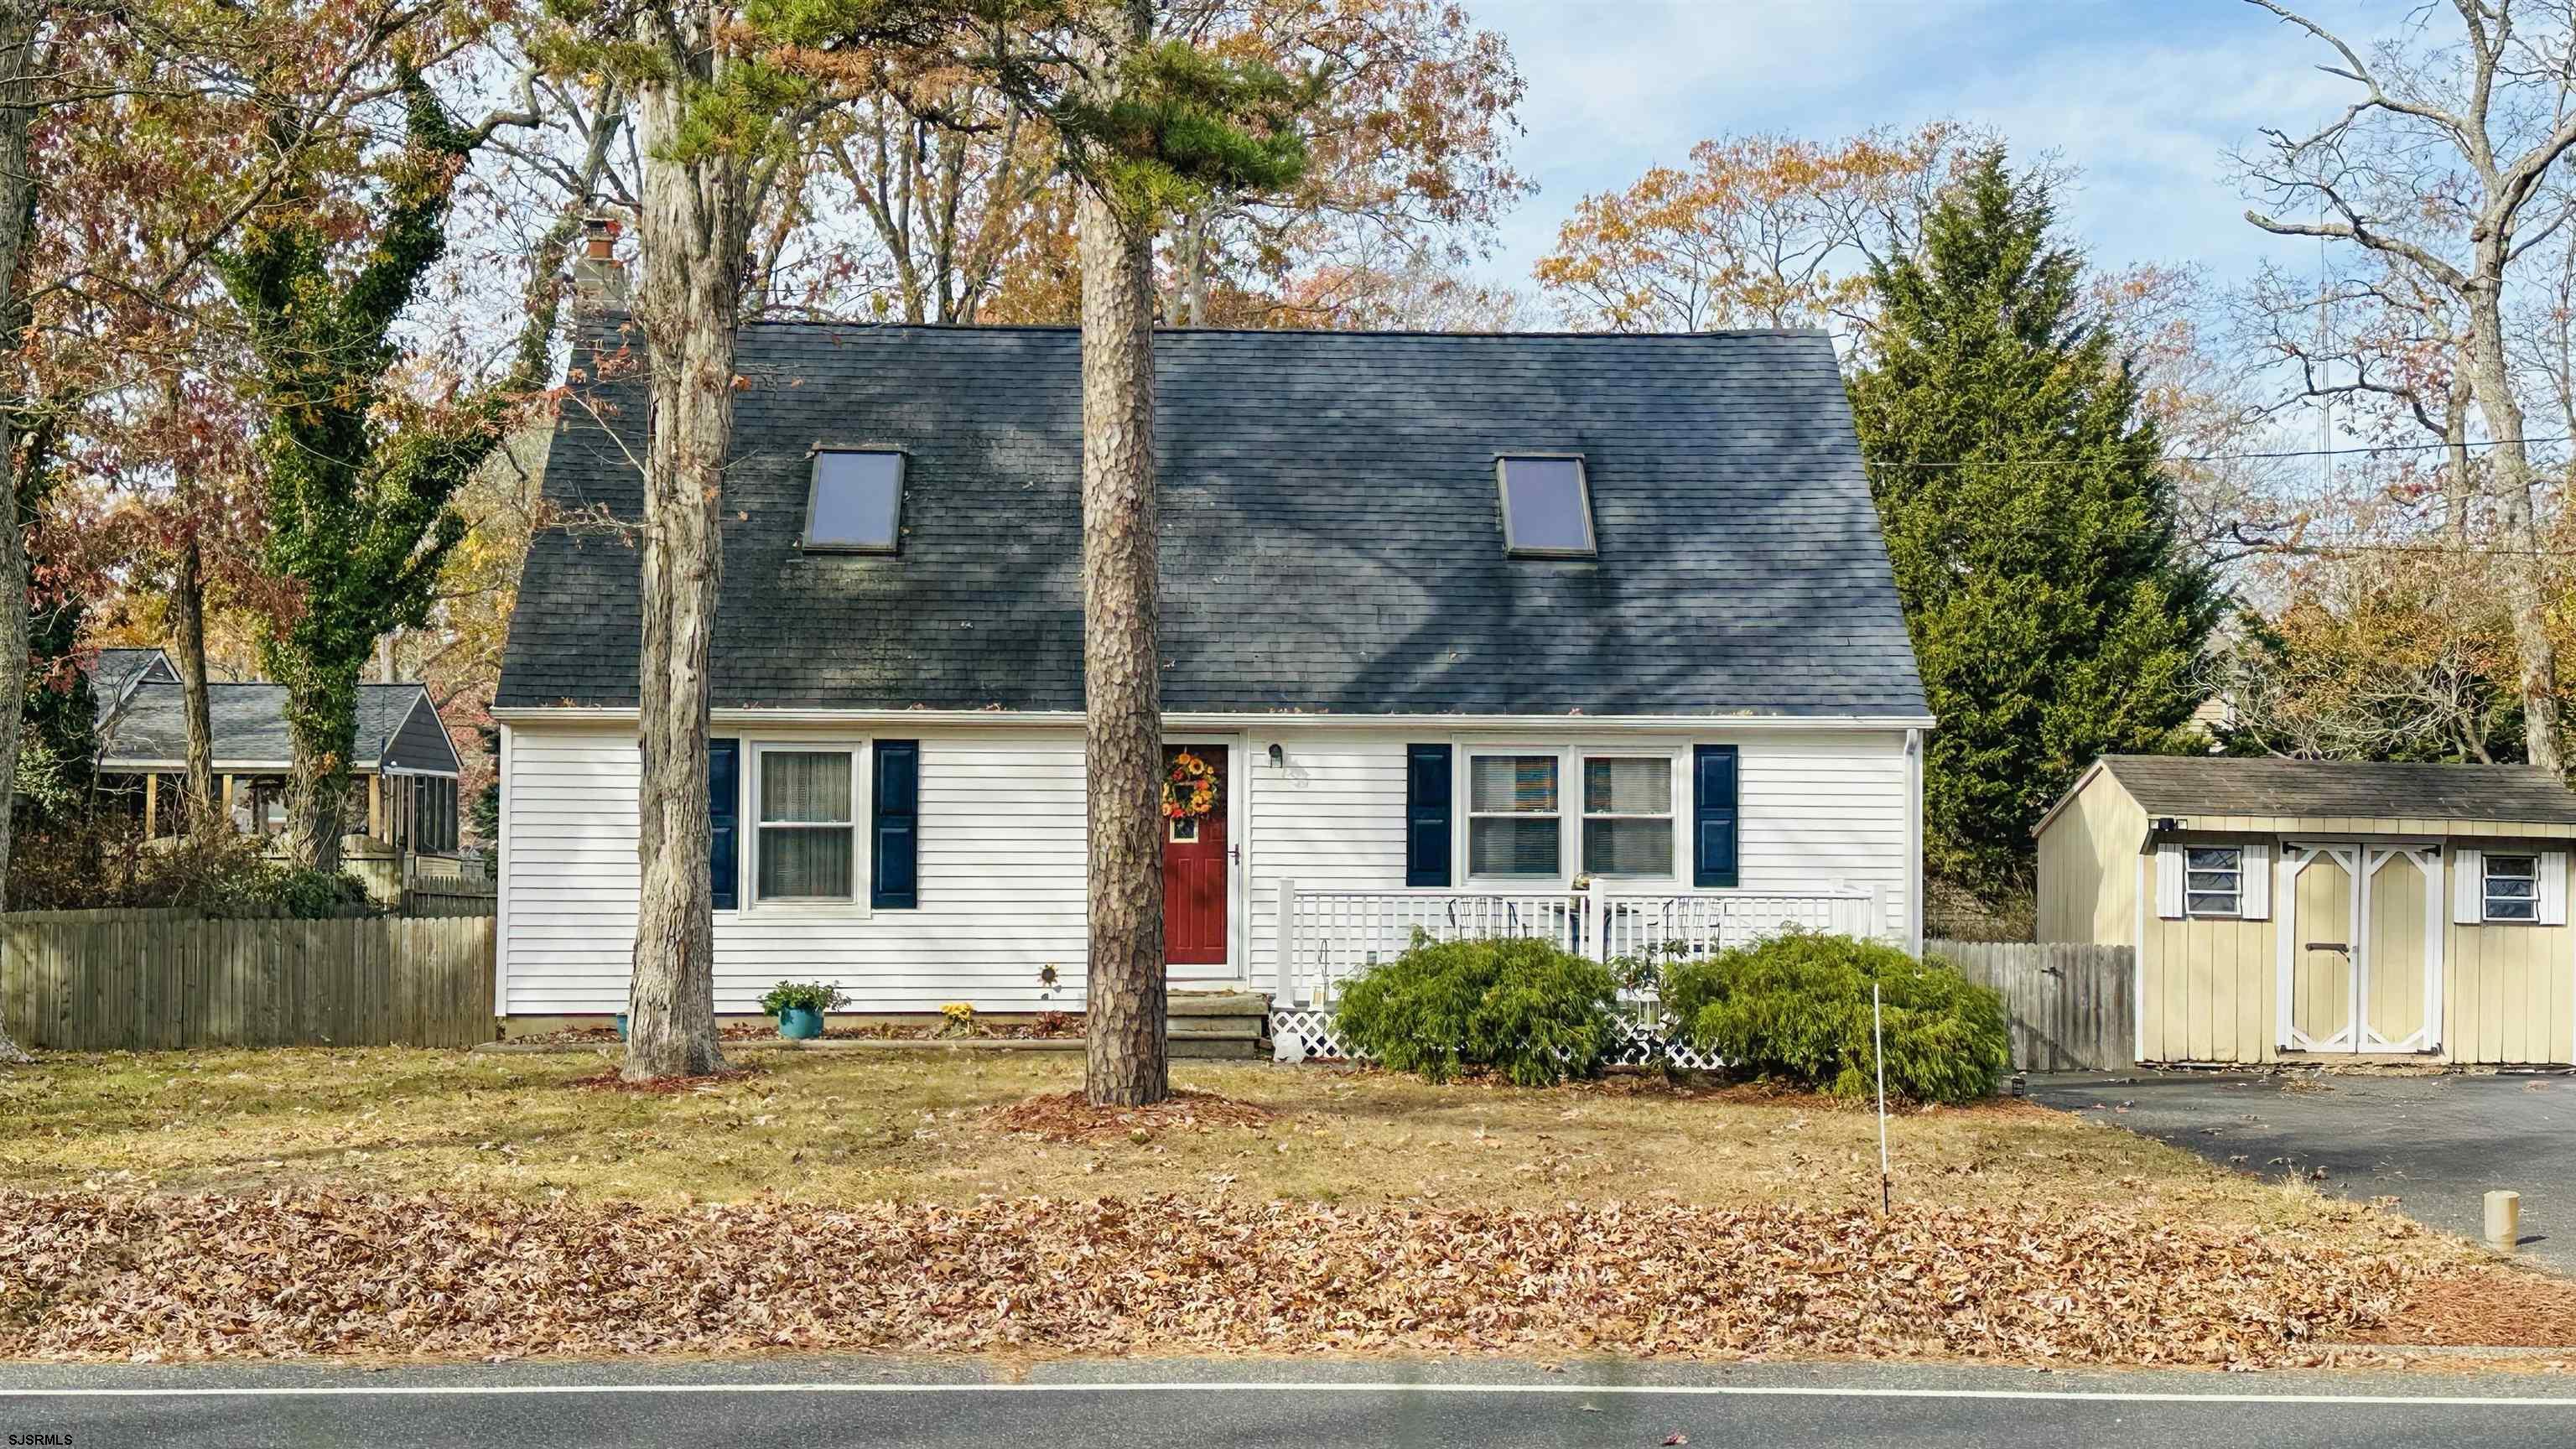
1270;1005;1726;1071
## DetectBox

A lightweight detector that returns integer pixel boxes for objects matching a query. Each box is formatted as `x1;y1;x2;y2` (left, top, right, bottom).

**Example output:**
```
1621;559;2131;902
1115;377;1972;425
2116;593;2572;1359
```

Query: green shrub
216;862;376;919
7;813;375;918
1332;933;1619;1087
1659;930;2008;1105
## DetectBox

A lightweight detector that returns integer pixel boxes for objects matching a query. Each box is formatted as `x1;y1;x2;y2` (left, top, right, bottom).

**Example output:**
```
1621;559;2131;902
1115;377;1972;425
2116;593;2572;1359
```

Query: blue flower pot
777;1006;824;1040
614;1013;628;1041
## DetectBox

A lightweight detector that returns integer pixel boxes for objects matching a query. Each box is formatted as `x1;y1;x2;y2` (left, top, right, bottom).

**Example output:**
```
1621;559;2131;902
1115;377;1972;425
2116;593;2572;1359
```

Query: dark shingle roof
96;682;447;774
2099;755;2576;826
496;324;1929;718
87;647;174;723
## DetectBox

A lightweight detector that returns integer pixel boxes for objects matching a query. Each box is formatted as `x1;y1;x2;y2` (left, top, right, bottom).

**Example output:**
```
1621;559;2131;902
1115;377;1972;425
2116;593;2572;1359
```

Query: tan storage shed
2034;756;2576;1066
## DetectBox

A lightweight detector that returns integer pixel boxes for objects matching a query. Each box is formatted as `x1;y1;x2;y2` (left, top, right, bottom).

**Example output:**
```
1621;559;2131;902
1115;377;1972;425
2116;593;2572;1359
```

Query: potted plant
760;981;849;1040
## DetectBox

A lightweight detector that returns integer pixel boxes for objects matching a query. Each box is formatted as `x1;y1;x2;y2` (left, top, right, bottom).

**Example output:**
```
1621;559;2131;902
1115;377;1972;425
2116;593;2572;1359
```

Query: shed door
2360;844;2439;1053
2283;844;2358;1052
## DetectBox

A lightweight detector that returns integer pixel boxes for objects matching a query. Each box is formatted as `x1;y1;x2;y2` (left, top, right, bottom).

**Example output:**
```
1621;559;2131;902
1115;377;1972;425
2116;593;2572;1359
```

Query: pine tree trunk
1076;0;1170;1109
170;530;218;828
0;0;41;1063
2464;293;2565;773
621;20;739;1082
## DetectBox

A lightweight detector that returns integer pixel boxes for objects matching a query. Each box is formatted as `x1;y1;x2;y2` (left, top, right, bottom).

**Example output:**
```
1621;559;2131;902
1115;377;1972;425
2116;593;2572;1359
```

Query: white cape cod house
492;323;1931;1030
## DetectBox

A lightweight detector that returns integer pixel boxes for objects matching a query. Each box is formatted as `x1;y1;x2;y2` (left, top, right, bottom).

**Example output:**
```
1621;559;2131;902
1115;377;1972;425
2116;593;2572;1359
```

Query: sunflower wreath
1162;750;1222;820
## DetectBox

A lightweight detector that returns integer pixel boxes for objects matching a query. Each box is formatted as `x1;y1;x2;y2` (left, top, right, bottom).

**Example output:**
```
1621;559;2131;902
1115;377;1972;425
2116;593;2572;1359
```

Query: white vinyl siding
501;724;1089;1016
1238;726;1914;995
501;720;1919;1013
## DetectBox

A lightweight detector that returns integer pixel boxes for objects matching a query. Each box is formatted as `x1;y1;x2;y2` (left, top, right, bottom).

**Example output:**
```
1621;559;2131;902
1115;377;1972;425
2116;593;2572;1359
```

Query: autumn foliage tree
1534;122;1992;338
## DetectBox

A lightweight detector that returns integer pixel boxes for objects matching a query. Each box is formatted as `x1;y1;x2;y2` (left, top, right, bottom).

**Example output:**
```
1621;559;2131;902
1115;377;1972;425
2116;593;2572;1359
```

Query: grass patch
0;1046;2448;1244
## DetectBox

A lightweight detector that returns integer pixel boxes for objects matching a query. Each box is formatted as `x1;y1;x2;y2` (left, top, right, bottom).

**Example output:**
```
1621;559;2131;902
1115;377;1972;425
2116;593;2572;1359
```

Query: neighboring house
91;648;466;867
2036;755;2576;1067
493;323;1932;1026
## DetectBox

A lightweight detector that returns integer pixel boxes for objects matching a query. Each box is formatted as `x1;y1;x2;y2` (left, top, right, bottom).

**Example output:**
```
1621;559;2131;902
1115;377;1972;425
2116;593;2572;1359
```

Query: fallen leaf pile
569;1066;766;1096
0;1189;2415;1366
2351;1264;2576;1348
986;1089;1274;1140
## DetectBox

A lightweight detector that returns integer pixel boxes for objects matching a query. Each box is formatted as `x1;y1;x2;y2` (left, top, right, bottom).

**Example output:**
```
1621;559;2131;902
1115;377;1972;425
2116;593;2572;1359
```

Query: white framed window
752;744;865;905
1580;753;1675;878
2184;845;2242;917
1466;753;1561;878
2485;853;2539;922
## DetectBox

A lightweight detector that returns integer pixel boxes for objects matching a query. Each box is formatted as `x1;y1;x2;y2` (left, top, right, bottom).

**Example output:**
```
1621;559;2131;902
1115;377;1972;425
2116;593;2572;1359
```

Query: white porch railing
1273;880;1884;1010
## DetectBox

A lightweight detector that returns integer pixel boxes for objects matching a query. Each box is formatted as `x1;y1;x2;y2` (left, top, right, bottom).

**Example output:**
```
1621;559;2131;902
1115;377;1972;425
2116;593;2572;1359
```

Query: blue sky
1471;0;2370;298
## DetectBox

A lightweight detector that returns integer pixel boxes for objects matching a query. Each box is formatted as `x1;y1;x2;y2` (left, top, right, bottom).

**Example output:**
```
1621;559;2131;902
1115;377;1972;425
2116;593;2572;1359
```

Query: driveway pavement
10;1357;2576;1449
2031;1069;2576;1270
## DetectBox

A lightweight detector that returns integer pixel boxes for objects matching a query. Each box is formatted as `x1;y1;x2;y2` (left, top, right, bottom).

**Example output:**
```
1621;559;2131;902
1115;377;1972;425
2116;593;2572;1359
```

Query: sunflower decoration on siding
1163;750;1222;821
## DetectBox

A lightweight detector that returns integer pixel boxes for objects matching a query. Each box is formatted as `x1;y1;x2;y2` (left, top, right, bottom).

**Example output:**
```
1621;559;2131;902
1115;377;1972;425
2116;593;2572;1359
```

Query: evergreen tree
1850;149;2217;896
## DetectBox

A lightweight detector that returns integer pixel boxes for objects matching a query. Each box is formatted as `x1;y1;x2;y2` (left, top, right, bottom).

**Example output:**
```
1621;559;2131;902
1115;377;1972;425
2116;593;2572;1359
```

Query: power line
1871;433;2576;471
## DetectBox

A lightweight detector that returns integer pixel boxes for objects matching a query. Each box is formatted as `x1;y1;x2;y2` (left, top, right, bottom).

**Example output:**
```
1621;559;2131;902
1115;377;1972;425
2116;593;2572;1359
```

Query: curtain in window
1471;756;1558;813
760;751;855;899
762;752;853;823
1468;756;1559;875
761;829;854;900
1583;758;1669;814
1583;819;1670;875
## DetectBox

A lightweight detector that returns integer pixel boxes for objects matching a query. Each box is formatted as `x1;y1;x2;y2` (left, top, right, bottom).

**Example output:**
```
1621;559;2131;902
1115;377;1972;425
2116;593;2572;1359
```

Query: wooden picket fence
0;908;495;1052
1928;939;2134;1072
400;881;497;918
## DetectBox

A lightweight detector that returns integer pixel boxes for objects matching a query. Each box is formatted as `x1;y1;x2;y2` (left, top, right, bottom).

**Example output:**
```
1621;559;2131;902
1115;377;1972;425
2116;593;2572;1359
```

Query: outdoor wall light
2154;817;2184;834
1268;742;1285;769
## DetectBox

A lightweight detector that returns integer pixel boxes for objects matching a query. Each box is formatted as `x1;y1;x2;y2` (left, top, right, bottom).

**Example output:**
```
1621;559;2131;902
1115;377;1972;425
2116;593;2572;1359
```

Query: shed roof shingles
497;325;1929;717
97;682;434;772
2099;755;2576;826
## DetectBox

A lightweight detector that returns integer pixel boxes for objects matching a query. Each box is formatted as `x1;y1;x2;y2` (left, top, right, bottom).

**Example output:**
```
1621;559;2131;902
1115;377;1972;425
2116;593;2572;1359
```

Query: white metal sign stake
1873;980;1891;1217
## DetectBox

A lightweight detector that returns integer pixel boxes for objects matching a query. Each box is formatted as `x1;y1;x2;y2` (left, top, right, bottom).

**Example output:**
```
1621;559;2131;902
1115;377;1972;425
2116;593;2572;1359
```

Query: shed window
2184;846;2241;917
756;747;859;902
802;449;904;552
1467;753;1561;876
1497;456;1594;557
2485;854;2539;922
1580;756;1674;877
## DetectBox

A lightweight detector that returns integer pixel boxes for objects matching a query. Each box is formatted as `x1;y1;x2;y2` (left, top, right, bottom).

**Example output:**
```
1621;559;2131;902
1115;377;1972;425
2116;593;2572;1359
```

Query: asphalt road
2030;1069;2576;1270
11;1358;2576;1448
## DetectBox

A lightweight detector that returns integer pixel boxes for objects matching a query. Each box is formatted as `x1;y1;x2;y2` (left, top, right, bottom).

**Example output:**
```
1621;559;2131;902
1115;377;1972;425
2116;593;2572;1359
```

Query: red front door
1162;745;1228;967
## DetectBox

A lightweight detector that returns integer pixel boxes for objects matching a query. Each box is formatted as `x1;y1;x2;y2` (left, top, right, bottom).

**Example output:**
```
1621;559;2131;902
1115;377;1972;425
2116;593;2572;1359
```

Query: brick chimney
571;216;628;310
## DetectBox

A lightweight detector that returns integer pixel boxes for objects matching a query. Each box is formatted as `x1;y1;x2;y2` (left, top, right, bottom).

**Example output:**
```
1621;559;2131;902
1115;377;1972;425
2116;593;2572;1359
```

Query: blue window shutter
709;739;740;911
1405;744;1452;887
873;740;920;909
1694;745;1739;889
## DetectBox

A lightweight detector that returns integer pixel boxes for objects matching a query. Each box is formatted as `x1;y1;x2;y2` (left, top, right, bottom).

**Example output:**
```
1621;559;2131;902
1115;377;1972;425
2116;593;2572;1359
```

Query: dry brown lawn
7;1046;2570;1366
0;1044;2419;1235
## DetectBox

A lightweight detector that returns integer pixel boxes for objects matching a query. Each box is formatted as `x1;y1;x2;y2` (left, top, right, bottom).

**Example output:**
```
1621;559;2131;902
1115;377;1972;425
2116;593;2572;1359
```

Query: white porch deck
1270;882;1888;1064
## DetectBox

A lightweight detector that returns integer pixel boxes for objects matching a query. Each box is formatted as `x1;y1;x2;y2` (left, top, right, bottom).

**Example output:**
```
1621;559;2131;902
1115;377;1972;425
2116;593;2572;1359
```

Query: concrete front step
1167;990;1272;1019
1169;990;1271;1057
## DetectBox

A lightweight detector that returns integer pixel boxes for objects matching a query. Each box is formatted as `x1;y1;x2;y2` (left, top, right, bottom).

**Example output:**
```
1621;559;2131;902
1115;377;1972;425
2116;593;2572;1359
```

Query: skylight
1497;455;1595;558
802;449;905;553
